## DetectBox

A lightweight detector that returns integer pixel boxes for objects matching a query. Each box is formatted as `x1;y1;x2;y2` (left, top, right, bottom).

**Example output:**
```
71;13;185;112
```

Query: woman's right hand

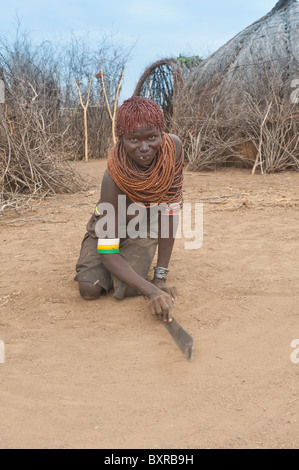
148;289;174;323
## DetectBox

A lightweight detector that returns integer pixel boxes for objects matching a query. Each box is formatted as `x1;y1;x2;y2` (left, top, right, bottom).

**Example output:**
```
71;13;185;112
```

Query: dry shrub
0;102;85;201
0;33;85;213
0;28;131;214
173;64;299;173
59;32;130;160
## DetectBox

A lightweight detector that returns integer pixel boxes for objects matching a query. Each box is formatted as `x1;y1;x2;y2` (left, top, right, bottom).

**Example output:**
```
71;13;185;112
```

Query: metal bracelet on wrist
153;266;169;280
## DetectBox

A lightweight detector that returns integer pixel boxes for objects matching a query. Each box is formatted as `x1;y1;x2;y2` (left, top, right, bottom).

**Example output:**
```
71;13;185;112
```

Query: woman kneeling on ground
74;96;184;323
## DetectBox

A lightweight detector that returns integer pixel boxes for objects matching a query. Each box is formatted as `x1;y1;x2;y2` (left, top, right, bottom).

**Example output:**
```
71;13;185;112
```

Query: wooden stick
111;66;126;143
252;101;272;175
99;55;125;144
75;78;92;162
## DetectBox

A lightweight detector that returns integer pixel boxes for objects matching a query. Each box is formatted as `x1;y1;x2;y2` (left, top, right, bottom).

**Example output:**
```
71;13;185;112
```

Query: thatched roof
177;0;299;107
174;0;299;173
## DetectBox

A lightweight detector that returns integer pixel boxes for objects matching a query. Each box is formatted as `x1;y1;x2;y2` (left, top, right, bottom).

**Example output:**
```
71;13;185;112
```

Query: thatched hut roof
177;0;298;105
174;0;299;173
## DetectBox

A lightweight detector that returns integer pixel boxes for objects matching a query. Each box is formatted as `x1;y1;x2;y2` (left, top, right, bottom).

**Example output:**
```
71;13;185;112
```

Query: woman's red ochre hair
115;96;165;136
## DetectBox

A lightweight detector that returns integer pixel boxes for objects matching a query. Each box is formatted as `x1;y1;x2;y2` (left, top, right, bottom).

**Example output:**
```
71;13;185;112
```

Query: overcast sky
0;0;277;100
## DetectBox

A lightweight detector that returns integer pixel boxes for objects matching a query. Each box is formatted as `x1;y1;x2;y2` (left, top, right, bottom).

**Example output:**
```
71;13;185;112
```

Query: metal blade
162;316;194;361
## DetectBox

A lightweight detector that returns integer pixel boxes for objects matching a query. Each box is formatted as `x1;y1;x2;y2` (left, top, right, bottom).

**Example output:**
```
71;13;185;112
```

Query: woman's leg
78;281;103;300
75;233;111;299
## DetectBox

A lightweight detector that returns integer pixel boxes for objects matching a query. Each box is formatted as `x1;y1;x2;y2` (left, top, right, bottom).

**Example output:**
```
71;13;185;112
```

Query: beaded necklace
107;133;183;208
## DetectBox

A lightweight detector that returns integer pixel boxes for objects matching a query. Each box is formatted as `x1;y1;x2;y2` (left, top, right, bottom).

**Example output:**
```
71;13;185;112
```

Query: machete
162;316;194;361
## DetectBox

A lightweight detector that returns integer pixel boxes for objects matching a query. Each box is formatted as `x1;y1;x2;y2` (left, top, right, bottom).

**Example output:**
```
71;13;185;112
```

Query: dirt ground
0;159;298;449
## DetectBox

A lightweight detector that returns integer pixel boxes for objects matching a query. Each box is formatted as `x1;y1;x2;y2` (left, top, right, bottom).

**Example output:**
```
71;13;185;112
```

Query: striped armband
97;238;120;255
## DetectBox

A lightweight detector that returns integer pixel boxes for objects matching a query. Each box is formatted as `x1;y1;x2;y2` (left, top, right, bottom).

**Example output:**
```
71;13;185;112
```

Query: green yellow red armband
97;238;120;254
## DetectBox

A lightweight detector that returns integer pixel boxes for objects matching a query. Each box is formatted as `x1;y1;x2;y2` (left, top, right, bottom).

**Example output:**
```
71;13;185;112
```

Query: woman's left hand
151;278;177;301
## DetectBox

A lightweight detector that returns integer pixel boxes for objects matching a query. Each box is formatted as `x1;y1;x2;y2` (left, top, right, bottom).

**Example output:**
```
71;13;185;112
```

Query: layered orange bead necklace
107;133;183;208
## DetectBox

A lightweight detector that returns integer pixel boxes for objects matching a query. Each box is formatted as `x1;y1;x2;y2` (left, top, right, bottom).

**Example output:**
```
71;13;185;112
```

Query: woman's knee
78;282;103;300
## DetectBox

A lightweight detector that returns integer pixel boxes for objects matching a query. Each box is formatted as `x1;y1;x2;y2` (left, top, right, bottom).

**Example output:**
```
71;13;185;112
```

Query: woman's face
122;126;162;168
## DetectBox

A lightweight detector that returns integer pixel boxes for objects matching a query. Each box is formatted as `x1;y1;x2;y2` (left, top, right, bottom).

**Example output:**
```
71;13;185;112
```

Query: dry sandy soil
0;159;298;449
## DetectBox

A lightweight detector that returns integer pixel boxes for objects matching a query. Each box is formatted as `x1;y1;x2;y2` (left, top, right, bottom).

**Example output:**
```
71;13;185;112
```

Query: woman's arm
96;170;174;321
152;133;183;297
100;252;174;321
151;212;180;300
